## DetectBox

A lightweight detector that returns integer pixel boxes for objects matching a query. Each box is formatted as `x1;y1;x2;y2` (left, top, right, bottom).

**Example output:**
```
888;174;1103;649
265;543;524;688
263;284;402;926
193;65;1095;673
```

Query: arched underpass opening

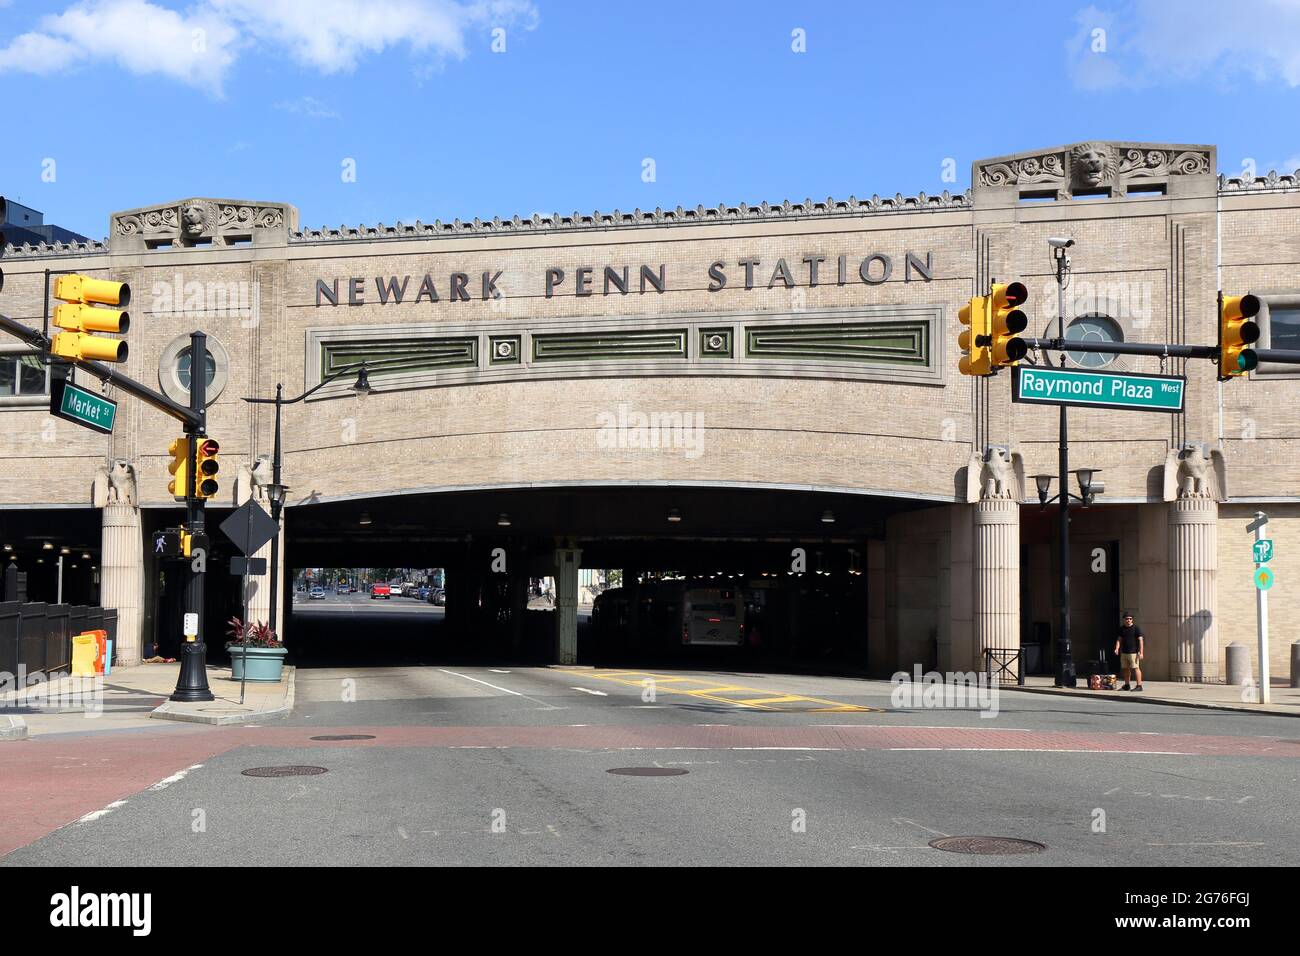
282;485;935;674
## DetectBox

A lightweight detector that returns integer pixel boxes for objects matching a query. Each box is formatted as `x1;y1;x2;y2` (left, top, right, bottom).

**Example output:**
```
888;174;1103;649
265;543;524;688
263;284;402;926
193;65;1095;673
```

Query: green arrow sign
1012;366;1185;413
1255;566;1275;591
51;379;117;435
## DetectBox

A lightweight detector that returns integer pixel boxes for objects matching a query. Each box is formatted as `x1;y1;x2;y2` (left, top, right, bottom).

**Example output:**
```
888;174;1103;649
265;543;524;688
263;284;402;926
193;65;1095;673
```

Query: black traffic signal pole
1023;335;1300;366
171;332;215;702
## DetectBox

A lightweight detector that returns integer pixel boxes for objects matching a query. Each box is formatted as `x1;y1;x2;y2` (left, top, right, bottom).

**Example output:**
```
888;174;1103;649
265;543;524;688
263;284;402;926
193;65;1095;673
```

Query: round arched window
1065;314;1124;369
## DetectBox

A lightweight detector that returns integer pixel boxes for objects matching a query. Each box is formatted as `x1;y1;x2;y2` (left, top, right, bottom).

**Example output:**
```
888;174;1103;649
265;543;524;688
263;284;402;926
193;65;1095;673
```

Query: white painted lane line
147;763;203;791
571;687;608;697
436;668;562;710
77;800;128;824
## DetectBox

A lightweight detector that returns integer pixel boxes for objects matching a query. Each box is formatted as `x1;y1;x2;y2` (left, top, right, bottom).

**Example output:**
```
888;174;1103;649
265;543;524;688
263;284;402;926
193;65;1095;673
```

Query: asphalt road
2;606;1297;867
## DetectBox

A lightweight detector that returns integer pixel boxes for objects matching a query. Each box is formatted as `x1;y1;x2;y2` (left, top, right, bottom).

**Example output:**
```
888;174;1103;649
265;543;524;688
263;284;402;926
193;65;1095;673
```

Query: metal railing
0;602;117;677
983;647;1024;686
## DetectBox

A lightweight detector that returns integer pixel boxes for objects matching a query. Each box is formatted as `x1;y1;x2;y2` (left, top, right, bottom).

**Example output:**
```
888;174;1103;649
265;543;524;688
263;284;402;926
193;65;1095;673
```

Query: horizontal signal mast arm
1024;336;1300;365
0;311;200;427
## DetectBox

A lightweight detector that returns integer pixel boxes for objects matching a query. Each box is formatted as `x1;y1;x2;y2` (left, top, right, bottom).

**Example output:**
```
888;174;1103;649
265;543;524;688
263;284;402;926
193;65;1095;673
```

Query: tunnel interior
279;485;932;673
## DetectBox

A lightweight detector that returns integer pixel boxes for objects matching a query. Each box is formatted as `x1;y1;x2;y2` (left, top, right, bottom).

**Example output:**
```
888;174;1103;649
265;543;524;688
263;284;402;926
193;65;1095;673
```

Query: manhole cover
606;767;688;777
241;766;329;777
929;836;1046;855
310;734;376;741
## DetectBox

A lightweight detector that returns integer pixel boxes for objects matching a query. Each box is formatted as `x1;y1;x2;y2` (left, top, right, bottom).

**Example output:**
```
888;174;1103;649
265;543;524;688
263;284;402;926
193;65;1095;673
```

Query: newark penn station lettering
313;252;935;306
2;140;1298;689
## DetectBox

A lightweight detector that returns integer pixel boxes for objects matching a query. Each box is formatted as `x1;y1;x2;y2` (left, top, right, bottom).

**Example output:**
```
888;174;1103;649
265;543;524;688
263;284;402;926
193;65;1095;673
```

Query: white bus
680;587;746;647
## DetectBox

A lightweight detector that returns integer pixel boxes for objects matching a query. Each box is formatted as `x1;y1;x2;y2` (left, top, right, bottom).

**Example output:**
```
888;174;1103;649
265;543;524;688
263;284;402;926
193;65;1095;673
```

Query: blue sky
2;0;1300;240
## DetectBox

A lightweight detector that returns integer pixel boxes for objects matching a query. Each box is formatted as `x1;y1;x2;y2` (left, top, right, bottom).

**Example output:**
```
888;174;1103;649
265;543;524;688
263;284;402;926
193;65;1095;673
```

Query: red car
370;584;391;600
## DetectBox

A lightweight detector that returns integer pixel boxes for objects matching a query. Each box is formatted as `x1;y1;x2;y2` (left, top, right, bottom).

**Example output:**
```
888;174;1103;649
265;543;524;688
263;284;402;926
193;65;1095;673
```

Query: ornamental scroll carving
112;198;295;250
976;142;1212;199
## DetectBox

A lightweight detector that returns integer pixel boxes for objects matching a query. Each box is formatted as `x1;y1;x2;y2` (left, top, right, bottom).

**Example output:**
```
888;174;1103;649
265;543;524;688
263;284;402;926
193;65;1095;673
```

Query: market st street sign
1012;366;1185;413
50;378;117;434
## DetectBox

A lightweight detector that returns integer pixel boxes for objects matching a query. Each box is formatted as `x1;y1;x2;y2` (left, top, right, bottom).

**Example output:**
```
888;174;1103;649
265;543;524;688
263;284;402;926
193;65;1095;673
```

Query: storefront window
0;353;49;398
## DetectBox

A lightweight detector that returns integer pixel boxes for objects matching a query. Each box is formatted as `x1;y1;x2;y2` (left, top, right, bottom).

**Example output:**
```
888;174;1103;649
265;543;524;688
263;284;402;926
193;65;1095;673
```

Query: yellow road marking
555;669;881;713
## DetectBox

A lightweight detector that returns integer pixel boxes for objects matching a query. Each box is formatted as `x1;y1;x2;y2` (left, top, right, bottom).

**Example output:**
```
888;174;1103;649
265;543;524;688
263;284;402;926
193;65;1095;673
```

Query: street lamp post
243;364;371;640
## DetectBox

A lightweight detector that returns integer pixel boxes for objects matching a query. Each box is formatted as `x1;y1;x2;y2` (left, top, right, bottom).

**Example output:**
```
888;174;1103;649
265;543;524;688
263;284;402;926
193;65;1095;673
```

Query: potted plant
225;617;287;682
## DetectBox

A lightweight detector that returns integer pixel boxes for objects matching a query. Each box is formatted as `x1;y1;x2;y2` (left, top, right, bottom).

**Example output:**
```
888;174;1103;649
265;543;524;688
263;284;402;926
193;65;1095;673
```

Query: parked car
309;586;326;600
428;587;445;606
416;586;431;600
371;584;391;600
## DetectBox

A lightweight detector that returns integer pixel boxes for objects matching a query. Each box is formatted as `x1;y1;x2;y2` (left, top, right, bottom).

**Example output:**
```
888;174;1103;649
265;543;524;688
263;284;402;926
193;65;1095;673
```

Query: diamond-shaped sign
219;499;279;557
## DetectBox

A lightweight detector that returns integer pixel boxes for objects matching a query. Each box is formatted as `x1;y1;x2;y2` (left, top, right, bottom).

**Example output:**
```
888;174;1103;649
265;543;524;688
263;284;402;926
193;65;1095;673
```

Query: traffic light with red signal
194;438;220;499
989;281;1029;368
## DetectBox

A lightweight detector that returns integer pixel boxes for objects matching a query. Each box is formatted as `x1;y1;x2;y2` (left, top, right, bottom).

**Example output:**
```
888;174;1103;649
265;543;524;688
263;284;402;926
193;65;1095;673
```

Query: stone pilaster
100;502;144;665
973;497;1020;669
554;547;582;664
1168;496;1218;681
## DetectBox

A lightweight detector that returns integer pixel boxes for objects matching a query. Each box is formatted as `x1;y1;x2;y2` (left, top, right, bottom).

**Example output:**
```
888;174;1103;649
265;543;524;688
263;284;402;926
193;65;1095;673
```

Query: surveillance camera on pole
1047;237;1075;249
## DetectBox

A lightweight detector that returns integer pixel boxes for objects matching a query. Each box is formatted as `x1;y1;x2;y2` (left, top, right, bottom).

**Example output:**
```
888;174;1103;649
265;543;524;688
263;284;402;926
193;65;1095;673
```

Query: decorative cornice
975;141;1214;199
1;238;108;259
112;198;297;251
1218;169;1300;194
288;190;974;244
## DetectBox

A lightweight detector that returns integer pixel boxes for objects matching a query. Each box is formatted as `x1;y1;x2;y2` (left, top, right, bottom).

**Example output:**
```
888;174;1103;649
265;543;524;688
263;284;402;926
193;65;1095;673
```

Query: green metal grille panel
745;321;929;366
322;337;478;379
532;329;688;363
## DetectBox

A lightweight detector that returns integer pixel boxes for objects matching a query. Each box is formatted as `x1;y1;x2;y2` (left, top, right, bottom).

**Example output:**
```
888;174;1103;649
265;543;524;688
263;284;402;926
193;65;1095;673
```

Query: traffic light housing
194;438;220;499
1218;292;1260;380
50;274;131;363
167;437;191;500
989;281;1029;367
958;295;991;376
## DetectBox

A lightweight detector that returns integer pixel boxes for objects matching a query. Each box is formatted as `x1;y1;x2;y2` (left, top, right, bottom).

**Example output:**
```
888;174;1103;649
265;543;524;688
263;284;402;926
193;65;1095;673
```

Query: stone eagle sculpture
1162;442;1227;501
965;445;1025;502
92;459;137;508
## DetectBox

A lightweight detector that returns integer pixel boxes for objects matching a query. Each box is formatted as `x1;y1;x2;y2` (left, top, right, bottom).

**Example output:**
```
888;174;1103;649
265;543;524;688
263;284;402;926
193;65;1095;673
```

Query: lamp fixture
666;508;681;523
359;511;372;527
497;513;511;528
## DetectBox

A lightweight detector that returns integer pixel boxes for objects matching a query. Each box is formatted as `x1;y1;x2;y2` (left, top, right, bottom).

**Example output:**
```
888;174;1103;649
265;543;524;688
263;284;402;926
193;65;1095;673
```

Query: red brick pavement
2;722;1294;858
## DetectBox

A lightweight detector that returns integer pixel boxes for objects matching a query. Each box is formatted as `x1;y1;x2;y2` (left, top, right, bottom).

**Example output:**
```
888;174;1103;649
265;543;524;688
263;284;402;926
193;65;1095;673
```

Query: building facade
1;140;1297;678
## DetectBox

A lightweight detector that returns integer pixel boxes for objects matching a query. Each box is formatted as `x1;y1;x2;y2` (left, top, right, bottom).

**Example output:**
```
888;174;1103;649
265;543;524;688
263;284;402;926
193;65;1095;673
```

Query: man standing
1113;611;1144;691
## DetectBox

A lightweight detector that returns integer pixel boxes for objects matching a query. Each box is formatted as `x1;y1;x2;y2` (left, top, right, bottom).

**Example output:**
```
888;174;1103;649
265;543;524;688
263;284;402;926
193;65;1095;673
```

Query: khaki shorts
1120;653;1141;670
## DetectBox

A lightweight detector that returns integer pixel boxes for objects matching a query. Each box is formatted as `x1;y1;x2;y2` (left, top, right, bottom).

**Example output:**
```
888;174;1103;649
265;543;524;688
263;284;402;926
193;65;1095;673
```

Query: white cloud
1067;0;1300;90
0;0;537;94
273;95;340;118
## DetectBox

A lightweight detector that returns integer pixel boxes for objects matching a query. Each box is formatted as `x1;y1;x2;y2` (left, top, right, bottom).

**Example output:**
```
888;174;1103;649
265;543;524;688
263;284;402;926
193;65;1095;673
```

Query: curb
150;666;296;726
1005;683;1300;718
0;714;29;741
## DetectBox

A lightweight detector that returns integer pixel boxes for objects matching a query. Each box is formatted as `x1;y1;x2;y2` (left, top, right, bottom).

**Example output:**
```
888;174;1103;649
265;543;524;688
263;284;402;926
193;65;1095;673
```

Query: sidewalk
1011;675;1300;717
0;662;294;738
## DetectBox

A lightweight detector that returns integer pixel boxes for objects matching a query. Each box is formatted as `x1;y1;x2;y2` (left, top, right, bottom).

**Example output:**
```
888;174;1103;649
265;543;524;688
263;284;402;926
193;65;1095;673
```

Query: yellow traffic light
194;437;220;499
167;437;191;501
990;281;1029;367
958;295;991;376
1218;293;1260;380
50;273;131;363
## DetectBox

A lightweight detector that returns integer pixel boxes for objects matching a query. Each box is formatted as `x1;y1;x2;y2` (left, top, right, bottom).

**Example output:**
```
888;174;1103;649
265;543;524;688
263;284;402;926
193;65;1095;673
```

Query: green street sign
1255;566;1275;591
1253;539;1274;564
51;378;117;435
1012;366;1185;413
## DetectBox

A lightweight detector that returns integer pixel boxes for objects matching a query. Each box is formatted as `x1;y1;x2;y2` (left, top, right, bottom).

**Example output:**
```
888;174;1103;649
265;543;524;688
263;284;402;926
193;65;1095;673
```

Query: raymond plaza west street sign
1012;366;1186;413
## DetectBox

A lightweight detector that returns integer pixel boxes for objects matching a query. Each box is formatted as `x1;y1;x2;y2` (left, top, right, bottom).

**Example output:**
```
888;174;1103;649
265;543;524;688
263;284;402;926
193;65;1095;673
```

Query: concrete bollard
1291;642;1300;689
1224;642;1251;686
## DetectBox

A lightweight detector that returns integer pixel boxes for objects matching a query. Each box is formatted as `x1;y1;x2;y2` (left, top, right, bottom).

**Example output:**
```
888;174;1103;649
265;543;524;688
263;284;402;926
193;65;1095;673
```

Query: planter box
228;645;287;682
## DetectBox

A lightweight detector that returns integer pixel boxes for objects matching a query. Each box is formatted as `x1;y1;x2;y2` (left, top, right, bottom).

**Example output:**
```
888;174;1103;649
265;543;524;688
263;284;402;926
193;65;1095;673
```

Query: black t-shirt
1117;624;1144;654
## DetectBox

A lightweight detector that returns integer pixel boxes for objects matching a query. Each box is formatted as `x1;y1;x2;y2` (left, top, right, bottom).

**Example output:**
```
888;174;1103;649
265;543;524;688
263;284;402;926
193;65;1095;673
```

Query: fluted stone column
974;497;1020;671
100;501;144;666
554;547;582;664
1168;496;1218;681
